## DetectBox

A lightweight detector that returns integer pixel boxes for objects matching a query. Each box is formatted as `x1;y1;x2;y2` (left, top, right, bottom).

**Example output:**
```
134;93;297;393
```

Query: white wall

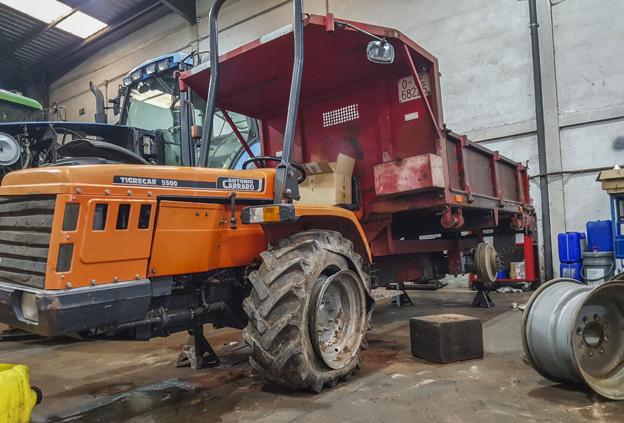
47;0;624;278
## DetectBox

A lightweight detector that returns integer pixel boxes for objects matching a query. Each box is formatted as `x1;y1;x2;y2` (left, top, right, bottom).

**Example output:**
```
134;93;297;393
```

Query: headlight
157;59;170;72
145;63;156;75
122;76;133;86
21;293;39;323
131;69;142;81
0;132;21;166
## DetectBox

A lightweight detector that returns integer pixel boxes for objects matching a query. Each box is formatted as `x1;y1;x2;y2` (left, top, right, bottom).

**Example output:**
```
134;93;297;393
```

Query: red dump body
182;14;537;283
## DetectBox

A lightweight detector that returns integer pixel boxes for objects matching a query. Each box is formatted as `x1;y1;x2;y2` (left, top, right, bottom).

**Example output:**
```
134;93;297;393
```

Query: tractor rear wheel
242;230;369;392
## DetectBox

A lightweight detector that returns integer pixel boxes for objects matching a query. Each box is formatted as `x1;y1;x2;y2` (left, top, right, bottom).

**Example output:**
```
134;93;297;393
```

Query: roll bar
197;0;304;203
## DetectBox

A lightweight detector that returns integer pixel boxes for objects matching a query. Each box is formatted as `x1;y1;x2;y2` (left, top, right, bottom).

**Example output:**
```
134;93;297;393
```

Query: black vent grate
0;195;55;288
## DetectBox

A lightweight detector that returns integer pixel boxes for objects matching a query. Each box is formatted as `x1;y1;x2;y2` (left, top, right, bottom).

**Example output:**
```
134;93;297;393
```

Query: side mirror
109;97;121;116
366;40;395;64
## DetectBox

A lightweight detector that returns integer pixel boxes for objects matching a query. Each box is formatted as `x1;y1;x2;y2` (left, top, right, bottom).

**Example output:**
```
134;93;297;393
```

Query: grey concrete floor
1;288;623;422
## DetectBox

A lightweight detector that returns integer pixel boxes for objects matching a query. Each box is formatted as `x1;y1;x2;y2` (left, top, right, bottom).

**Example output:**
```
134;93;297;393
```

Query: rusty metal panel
373;154;445;197
498;162;521;202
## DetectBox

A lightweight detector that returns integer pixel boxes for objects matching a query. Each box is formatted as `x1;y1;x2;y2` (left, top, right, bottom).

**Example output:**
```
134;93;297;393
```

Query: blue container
560;262;583;282
586;220;613;252
615;237;624;259
496;270;509;280
558;232;586;263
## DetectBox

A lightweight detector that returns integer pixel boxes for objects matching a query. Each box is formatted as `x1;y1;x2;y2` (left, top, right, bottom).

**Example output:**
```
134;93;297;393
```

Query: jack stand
471;283;495;308
176;326;220;369
390;291;414;307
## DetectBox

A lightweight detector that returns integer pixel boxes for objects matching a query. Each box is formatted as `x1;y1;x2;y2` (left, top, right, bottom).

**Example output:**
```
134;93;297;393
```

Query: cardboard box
297;154;355;205
510;261;526;280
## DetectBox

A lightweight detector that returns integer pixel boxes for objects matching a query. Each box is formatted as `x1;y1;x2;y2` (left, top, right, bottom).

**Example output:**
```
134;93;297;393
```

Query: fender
258;204;372;263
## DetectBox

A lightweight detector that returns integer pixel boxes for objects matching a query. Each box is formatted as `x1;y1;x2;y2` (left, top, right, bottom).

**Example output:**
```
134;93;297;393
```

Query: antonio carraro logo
216;177;263;192
113;176;263;192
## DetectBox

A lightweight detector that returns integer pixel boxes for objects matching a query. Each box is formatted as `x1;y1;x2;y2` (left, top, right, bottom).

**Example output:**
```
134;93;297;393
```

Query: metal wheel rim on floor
522;277;624;399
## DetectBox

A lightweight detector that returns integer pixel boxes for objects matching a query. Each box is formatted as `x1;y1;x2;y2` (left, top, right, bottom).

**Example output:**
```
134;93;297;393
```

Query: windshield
0;100;38;122
123;73;179;131
122;70;259;168
205;111;260;170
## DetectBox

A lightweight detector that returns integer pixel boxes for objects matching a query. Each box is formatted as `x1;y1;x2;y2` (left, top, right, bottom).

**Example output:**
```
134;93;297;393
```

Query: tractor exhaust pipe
89;81;108;124
522;278;624;399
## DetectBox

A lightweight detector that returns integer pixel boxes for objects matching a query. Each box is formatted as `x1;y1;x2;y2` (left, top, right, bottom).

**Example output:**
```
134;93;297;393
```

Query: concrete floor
2;288;623;422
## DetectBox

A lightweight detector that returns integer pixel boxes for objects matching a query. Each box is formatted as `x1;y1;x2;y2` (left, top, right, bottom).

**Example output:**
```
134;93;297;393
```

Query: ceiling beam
159;0;196;24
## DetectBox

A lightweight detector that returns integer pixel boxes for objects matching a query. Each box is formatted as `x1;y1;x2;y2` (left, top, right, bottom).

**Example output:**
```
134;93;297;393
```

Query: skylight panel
55;11;108;39
0;0;71;24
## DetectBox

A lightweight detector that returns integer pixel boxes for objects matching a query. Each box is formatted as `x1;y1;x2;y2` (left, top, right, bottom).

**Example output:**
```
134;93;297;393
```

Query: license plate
398;73;431;103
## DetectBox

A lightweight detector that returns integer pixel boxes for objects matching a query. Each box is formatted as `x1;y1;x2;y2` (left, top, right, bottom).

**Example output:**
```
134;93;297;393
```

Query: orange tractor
0;1;535;391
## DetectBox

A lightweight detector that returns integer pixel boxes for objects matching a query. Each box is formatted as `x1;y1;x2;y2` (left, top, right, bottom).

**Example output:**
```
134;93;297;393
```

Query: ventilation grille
322;104;359;127
0;195;55;288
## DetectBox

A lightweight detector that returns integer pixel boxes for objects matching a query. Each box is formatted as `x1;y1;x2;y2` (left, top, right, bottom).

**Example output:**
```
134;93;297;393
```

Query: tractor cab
116;53;260;168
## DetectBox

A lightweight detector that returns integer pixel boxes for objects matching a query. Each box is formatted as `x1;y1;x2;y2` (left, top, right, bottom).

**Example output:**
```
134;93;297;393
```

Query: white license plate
397;73;431;103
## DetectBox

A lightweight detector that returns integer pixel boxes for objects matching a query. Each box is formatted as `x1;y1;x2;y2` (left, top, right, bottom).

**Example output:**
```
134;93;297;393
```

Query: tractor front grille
0;195;55;289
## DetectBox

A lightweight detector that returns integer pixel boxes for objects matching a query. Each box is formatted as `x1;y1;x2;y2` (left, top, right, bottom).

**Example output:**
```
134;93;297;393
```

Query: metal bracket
176;326;220;369
228;192;237;229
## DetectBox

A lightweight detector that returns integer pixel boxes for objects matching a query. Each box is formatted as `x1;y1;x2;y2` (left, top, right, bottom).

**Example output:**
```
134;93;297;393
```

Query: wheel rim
310;269;366;370
475;243;498;283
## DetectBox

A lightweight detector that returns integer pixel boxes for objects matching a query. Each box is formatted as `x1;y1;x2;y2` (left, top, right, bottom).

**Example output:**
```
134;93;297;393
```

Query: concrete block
410;314;483;364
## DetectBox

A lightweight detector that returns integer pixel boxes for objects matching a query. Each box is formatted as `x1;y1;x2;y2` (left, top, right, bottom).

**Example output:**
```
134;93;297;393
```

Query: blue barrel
560;262;583;282
586;220;613;252
557;232;586;263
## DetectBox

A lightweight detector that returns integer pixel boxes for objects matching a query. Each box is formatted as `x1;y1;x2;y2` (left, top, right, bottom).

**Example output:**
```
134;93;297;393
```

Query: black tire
242;230;370;392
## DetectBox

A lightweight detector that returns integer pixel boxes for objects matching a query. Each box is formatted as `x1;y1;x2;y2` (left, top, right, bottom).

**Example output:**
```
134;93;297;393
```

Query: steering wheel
242;156;306;183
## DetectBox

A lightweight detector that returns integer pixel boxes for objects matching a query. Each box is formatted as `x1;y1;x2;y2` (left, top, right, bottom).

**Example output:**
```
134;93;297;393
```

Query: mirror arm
335;20;385;42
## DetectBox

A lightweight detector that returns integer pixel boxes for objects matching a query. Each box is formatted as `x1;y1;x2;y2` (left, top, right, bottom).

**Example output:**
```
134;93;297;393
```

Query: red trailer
182;13;537;287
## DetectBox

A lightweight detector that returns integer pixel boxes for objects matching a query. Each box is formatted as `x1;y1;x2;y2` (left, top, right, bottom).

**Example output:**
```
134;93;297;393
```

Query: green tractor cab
0;90;43;123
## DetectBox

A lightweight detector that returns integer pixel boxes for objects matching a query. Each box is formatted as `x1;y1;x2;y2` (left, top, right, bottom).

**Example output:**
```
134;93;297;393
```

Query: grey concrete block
410;314;483;364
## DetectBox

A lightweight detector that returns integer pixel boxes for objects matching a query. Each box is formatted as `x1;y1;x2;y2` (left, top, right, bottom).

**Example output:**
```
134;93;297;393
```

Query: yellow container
0;364;38;423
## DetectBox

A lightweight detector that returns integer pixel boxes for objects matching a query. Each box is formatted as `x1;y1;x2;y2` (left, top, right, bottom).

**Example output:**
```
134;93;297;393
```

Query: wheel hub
310;270;366;370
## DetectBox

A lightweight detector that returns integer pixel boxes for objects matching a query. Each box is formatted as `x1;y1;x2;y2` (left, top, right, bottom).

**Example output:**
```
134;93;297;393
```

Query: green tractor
0;89;43;123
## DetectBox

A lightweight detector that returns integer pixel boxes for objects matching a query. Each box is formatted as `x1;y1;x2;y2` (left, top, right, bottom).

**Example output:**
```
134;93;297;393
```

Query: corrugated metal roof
0;0;170;87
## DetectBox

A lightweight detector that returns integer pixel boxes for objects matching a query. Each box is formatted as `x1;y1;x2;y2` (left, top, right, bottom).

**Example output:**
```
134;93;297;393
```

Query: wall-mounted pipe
528;0;553;280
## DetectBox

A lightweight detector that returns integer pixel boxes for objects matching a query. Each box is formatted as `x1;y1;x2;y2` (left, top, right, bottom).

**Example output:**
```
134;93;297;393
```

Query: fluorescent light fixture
55;11;108;39
0;0;71;24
